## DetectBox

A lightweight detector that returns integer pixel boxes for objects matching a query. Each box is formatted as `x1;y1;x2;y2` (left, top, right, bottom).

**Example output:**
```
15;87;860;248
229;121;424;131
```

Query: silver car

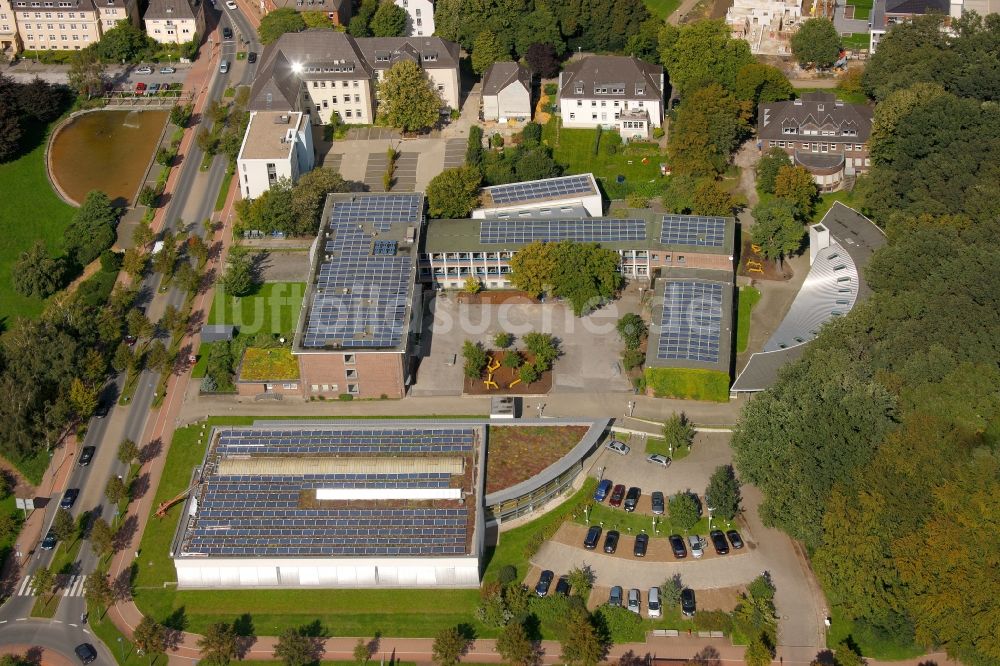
647;454;671;467
627;588;641;614
606;440;630;456
688;534;704;558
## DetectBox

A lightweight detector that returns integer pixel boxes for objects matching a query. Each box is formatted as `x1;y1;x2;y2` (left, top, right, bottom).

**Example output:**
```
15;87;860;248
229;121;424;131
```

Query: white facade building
1;0;23;55
237;110;315;200
13;0;102;52
557;55;663;140
481;61;531;123
394;0;432;36
143;0;202;44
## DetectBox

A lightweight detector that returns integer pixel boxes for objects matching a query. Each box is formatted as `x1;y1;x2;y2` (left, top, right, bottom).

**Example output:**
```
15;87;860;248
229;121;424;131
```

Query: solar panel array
656;281;724;364
302;195;421;349
372;240;397;256
487;175;594;206
660;215;727;248
479;218;646;244
181;426;476;557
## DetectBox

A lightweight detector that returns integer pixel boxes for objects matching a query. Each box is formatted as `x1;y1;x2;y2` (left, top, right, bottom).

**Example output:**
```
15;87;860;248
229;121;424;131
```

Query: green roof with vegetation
238;346;300;381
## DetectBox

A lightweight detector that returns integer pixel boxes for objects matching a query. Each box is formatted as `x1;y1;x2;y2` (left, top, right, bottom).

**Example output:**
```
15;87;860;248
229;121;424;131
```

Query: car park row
535;569;697;620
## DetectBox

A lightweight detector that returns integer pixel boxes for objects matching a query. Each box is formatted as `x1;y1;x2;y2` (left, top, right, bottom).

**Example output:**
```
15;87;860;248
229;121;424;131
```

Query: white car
605;439;630;456
647;586;662;618
159;66;176;74
647;453;672;467
627;588;641;614
225;0;237;8
135;66;153;75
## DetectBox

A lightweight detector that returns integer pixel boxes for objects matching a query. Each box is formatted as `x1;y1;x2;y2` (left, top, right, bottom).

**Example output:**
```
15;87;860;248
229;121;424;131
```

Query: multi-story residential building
757;92;873;192
248;30;460;126
97;0;138;32
557;55;663;141
869;0;952;51
143;0;202;44
236;110;315;200
13;0;102;51
394;0;433;37
264;0;351;27
481;61;531;123
1;0;23;56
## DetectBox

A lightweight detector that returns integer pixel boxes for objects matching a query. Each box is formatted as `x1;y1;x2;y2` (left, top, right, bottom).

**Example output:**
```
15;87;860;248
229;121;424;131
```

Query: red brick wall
649;253;733;272
297;351;405;399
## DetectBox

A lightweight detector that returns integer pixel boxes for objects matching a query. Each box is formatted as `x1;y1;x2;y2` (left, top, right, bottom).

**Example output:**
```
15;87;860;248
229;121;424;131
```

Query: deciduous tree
496;621;536;666
197;622;238;665
790;18;841;68
89;517;114;558
376;60;443;131
525;43;560;79
662;413;695;452
427;166;482;218
67;46;107;98
692;178;743;216
755;147;791;194
472;30;510;75
83;572;113;609
96;22;151;62
668;493;700;532
773;165;817;218
65;190;118;267
12;240;64;299
658;20;754;95
370;0;407;37
668;84;748;176
616;313;647;351
133;616;168;662
290;168;351;235
117;438;139;465
705;465;741;521
558;608;606;666
220;246;258;297
30;566;55;598
258;7;306;44
749;199;803;269
432;625;470;666
52;508;75;541
274;627;321;666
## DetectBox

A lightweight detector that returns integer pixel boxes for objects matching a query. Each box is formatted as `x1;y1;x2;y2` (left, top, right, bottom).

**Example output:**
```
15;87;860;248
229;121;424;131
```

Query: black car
555;576;570;596
669;533;688;559
583;525;602;550
681;588;696;617
40;530;57;550
222;26;233;39
651;491;665;515
94;401;109;418
60;488;80;509
78;446;96;466
603;530;620;554
535;570;554;597
710;529;730;555
633;532;649;557
726;530;745;549
75;643;97;664
623;486;641;512
247;51;257;63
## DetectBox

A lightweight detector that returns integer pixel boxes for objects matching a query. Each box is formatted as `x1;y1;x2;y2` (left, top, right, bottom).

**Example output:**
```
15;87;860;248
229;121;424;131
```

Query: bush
625;192;649;208
498;565;517;586
169;103;193;127
543;83;558;96
99;249;122;273
491;133;504;148
652;127;665;139
521;122;542;146
338;393;354;401
593;604;644;643
622;349;645;370
155;146;176;167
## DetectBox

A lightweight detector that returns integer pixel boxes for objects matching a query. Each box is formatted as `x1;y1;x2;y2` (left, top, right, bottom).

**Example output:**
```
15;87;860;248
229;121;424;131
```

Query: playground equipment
751;244;762;254
508;378;522;388
746;260;764;274
487;357;501;373
484;372;499;390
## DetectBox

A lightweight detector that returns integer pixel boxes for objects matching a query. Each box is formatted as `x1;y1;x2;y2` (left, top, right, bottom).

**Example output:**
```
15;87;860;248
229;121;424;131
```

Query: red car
135;82;147;94
608;484;626;507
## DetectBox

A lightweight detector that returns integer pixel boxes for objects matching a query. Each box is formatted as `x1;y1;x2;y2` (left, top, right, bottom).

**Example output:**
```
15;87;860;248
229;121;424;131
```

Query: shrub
652;127;665;139
338;393;354;401
138;185;158;207
626;192;650;208
156;146;176;167
494;332;513;349
622;349;645;370
543;82;558;96
498;565;517;586
99;249;122;273
491;133;504;148
521;122;542;146
593;604;644;643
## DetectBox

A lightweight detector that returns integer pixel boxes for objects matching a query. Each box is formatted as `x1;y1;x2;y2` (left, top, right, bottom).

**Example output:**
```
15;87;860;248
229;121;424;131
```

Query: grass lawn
644;436;691;462
215;168;234;211
845;0;873;20
238;346;300;381
87;597;147;665
0;120;77;323
644;368;730;402
574;500;710;538
30;594;60;618
0;495;23;566
812;189;861;223
485;425;588;493
207;281;305;338
191;342;213;378
826;606;923;660
796;86;869;106
643;0;682;19
841;32;870;50
736;286;761;354
542;118;664;199
51;535;85;575
3;450;48;487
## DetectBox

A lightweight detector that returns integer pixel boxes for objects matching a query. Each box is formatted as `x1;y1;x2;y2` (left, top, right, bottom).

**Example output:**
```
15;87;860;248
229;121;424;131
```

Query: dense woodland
733;17;1000;665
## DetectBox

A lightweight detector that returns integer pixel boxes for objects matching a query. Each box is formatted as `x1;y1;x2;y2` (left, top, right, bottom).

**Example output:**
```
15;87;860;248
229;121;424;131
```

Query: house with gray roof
481;61;531;123
264;0;352;27
869;0;953;51
557;55;663;141
247;30;460;126
758;92;873;192
144;0;203;44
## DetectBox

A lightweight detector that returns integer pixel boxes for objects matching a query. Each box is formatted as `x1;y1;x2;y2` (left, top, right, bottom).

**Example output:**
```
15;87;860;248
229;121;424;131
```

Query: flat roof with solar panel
295;194;423;352
479;218;647;244
647;276;733;373
171;421;486;588
660;215;727;248
483;174;598;207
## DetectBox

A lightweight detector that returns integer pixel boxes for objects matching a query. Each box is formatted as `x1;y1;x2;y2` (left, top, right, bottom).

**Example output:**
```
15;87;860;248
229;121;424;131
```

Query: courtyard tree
472;30;510;74
302;10;334;28
705;465;741;521
510;241;621;315
12;240;64;299
662;412;695;453
133;616;168;664
370;0;407;37
755;147;792;194
462;340;489;379
518;363;540;385
502;350;522;369
427;166;482;219
197;622;239;665
432;625;470;666
376;60;442;132
522;332;559;370
773;165;818;219
347;0;378;36
668;492;700;532
616;313;647;351
258;7;306;44
494;332;513;349
790;18;841;68
750;199;803;270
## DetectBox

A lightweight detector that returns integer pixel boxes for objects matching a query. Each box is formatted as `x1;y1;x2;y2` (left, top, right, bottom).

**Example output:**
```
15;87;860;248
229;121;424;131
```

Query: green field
812;189;861;223
644;436;691;461
841;32;871;51
845;0;873;20
543;119;664;199
207;281;305;338
0;121;77;323
644;368;731;402
643;0;682;19
736;286;761;353
796;86;869;106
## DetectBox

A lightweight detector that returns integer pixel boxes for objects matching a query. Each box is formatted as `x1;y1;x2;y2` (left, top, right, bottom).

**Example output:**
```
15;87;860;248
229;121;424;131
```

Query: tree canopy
65;190;118;267
426;166;482;219
12;240;64;299
258;8;306;44
376;60;443;131
370;0;408;37
472;30;510;75
658;20;754;96
790;18;841;68
755;147;791;194
668;83;749;176
748;199;803;268
509;241;623;315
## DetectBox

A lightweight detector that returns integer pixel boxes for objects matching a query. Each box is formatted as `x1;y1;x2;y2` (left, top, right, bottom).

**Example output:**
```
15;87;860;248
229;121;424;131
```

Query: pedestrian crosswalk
16;574;87;597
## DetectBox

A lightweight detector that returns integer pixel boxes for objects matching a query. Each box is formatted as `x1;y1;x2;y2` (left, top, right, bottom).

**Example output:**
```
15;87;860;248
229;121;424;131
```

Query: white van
647;587;661;618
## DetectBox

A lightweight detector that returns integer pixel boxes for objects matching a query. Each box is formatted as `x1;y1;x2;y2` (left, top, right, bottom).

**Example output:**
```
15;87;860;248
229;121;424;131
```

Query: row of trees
235;169;353;236
747;150;817;268
0;74;70;162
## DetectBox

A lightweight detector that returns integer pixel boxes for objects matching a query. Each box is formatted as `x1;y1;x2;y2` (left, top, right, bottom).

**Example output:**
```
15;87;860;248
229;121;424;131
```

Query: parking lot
442;138;466;169
364;151;419;191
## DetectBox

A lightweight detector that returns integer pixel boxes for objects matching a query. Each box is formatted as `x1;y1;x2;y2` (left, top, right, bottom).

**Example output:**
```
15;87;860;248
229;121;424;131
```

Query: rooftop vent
275;114;290;124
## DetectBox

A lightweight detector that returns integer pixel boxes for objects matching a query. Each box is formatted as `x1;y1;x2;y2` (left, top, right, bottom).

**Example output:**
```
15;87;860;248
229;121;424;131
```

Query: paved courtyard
410;292;636;396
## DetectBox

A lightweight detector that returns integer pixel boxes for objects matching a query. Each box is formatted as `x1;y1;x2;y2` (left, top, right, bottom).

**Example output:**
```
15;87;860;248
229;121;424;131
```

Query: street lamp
117;637;124;660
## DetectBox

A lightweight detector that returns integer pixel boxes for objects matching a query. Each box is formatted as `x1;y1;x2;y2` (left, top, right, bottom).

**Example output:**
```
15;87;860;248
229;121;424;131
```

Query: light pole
117;637;124;660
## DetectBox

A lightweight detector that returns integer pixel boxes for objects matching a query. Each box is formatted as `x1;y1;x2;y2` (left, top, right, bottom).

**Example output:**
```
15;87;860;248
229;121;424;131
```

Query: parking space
346;126;401;141
321;153;343;173
392;152;419;191
257;251;310;282
363;151;388;190
442;138;466;169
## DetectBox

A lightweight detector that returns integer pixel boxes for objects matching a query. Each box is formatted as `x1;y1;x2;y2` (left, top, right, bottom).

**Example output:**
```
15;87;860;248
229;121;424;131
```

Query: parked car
160;66;176;74
687;534;704;558
41;530;57;550
247;51;257;63
681;588;696;617
135;65;152;75
647;454;671;467
726;530;745;550
60;488;79;509
669;534;688;559
219;59;230;73
623;486;641;512
648;586;662;618
225;0;237;8
78;446;96;466
535;570;554;597
594;479;613;502
605;439;630;456
74;643;97;664
608;484;626;507
149;82;161;94
633;532;649;557
603;530;620;554
222;26;233;40
555;577;570;596
135;82;147;94
124;334;137;346
627;588;641;614
583;525;602;550
651;491;665;515
710;529;730;555
93;401;109;418
609;585;623;607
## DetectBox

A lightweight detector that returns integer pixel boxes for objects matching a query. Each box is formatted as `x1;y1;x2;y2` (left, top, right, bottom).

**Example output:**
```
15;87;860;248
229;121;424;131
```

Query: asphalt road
0;3;260;659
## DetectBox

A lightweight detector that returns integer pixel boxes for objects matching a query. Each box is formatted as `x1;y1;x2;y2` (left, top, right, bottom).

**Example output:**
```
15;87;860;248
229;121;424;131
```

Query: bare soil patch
456;290;540;305
463;351;552;396
738;238;793;281
486;425;589;493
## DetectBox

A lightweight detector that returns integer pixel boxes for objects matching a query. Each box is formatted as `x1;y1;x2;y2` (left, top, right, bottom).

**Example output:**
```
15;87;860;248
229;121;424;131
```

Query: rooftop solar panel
660;215;727;248
486;175;594;206
479;218;646;244
656;281;724;364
